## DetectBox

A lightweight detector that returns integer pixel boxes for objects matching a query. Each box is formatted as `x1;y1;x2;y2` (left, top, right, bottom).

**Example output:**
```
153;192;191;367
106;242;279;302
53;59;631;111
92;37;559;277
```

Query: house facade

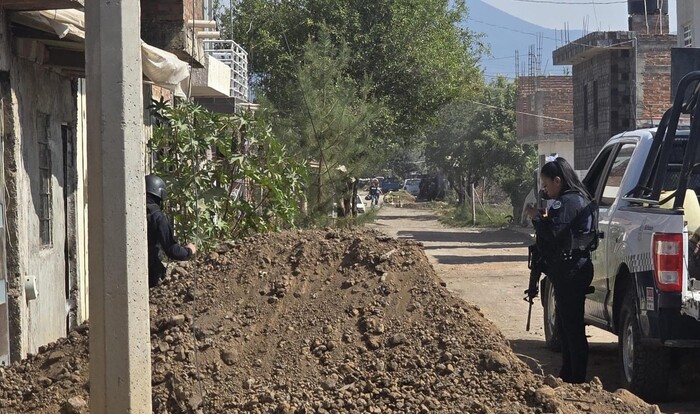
516;75;574;166
553;2;676;168
677;0;700;48
0;0;246;363
0;1;84;364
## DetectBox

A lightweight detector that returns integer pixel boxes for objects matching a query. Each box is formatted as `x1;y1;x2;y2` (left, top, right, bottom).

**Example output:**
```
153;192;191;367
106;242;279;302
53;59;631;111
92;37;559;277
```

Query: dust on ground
0;226;661;413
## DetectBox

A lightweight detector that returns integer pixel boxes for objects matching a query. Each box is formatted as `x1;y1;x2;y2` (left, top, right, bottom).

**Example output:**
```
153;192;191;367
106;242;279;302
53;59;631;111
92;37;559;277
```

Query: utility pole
85;0;152;412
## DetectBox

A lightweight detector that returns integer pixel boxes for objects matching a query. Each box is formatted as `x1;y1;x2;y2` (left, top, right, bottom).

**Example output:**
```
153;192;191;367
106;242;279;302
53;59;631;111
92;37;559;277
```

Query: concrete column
85;1;152;413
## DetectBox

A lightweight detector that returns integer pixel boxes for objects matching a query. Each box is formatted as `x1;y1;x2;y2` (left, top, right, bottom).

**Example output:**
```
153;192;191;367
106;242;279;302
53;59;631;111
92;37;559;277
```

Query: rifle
524;244;543;332
525;295;533;331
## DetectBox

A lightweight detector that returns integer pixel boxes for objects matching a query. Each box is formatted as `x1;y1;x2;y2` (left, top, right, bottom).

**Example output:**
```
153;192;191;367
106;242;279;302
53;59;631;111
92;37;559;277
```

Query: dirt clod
0;228;660;413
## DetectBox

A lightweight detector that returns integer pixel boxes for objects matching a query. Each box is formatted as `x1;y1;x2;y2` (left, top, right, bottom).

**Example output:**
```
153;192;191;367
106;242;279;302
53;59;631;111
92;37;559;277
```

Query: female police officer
525;157;596;384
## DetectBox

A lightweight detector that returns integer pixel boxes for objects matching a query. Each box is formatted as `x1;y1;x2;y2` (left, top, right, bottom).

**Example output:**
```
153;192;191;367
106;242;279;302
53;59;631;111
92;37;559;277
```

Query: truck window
600;143;636;206
583;146;614;202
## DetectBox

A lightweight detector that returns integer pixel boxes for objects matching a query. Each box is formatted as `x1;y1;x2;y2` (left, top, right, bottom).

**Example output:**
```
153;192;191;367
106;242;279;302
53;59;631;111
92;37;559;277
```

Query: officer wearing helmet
146;175;197;288
368;178;382;206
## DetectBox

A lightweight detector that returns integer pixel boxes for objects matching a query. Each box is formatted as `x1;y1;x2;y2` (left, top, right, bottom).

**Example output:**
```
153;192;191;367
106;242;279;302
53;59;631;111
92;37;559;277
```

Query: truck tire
618;287;670;402
542;278;561;352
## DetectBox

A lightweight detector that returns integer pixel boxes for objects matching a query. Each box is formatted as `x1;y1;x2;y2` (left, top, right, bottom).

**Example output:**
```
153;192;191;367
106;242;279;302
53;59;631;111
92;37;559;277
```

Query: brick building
516;76;574;166
553;2;676;168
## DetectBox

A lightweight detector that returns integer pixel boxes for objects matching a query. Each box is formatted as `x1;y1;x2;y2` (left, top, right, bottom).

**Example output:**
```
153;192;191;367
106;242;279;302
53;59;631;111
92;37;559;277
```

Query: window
38;113;52;247
592;81;598;128
600;143;636;207
684;24;693;47
583;146;614;199
583;84;589;131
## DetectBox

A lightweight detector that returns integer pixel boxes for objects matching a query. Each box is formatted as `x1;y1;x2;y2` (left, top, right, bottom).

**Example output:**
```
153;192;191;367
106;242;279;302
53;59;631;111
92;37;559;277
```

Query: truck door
582;144;618;322
598;143;638;319
584;142;638;323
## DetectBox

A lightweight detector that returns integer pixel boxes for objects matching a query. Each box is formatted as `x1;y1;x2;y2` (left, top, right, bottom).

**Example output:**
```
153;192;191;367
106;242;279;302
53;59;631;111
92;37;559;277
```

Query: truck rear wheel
542;278;561;351
618;287;670;401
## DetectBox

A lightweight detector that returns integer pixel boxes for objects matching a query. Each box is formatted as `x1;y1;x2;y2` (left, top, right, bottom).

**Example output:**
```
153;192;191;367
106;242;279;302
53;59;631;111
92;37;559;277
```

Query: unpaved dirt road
371;204;700;414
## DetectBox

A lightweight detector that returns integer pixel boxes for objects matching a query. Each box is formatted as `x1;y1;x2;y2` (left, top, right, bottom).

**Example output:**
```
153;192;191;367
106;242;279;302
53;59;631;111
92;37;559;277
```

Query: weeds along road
371;204;700;414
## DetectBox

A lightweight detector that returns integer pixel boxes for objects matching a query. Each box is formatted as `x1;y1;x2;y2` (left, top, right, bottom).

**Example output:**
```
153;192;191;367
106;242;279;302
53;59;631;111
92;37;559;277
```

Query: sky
220;1;678;33
479;0;677;32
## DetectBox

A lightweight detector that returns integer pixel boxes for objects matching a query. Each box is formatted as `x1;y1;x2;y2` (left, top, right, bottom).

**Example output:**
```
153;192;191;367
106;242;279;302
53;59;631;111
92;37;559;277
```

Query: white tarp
13;9;190;96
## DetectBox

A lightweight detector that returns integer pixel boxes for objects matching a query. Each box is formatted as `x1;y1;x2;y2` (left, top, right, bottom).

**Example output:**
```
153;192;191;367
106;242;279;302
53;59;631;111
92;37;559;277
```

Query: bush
149;100;307;251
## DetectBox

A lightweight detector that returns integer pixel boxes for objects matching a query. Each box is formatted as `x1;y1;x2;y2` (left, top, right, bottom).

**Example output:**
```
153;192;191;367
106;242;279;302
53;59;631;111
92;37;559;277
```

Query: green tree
221;0;481;145
479;78;537;218
148;100;306;250
270;33;382;214
426;77;535;213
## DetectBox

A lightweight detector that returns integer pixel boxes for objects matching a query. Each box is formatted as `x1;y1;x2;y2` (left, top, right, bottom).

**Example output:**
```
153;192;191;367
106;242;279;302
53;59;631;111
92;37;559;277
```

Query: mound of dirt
0;229;660;413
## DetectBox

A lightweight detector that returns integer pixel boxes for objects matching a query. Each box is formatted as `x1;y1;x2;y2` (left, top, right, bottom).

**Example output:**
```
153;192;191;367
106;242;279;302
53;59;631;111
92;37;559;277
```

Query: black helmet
145;175;167;201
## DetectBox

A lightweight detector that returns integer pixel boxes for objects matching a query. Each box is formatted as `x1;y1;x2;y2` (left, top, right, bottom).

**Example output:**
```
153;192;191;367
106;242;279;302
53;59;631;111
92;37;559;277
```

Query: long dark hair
541;157;592;200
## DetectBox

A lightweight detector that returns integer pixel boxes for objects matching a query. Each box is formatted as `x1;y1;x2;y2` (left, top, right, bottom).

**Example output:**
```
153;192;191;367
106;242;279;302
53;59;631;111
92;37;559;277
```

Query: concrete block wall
516;76;573;144
629;14;671;35
571;50;634;168
566;34;675;169
6;57;77;359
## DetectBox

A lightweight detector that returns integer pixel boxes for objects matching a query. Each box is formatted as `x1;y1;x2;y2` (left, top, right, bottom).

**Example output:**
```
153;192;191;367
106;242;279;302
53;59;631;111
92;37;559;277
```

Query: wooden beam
0;0;84;10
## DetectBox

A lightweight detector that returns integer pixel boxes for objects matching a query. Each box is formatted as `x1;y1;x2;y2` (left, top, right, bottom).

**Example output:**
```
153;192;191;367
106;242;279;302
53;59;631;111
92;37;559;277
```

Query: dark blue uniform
533;189;595;383
368;185;381;205
147;195;193;288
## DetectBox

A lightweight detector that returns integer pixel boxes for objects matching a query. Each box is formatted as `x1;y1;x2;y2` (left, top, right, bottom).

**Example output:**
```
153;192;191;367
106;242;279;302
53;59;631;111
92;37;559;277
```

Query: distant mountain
463;0;584;79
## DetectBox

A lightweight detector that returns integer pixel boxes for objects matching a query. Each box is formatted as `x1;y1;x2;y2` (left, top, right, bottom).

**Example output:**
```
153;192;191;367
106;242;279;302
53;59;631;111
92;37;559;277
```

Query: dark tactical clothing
368;185;381;205
147;195;192;288
533;189;595;383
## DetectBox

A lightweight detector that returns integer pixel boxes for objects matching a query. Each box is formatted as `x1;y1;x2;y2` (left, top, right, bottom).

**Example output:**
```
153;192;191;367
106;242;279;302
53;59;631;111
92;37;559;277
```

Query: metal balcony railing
203;39;249;102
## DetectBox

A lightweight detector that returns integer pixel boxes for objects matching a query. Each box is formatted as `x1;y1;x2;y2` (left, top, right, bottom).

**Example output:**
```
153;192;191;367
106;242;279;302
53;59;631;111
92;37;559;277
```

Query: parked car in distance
355;195;366;213
381;177;402;193
403;178;421;196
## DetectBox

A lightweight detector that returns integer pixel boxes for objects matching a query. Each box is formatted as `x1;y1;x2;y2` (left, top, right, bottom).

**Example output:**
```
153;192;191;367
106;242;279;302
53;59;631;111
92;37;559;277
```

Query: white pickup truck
540;72;700;401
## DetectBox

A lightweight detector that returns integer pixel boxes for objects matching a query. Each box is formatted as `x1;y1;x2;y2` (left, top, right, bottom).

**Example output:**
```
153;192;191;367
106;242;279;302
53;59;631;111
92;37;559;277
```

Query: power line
483;55;518;61
468;17;636;50
483;73;518;79
466;100;573;123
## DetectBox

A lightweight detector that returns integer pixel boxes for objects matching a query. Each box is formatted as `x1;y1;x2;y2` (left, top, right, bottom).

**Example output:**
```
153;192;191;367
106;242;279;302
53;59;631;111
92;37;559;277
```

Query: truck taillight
652;233;683;293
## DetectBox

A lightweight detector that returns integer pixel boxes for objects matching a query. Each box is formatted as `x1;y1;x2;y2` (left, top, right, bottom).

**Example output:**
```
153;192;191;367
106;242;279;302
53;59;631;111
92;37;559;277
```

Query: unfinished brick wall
516;76;573;145
141;0;203;22
141;0;206;67
184;0;204;22
636;35;676;126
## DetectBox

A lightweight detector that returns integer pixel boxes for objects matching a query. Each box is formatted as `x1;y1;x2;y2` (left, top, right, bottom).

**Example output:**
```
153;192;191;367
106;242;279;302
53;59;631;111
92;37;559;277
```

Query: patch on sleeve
646;287;655;311
552;200;562;210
